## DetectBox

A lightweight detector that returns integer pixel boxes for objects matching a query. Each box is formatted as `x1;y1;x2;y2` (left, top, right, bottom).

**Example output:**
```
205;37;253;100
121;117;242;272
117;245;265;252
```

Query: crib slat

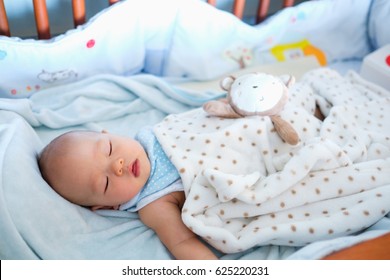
108;0;120;5
283;0;295;7
256;0;270;23
32;0;51;39
72;0;86;27
207;0;217;6
233;0;246;19
0;0;10;36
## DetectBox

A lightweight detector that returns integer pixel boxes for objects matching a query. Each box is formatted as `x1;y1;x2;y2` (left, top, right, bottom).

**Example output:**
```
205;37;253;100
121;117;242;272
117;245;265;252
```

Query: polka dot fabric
135;127;180;198
154;68;390;254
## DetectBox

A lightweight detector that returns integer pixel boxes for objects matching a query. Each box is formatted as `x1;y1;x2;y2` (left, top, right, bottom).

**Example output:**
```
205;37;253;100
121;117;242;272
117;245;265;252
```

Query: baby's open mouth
130;159;140;177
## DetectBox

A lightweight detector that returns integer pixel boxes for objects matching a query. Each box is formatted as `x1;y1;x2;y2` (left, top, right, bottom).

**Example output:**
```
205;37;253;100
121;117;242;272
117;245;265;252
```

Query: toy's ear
279;75;295;88
220;76;235;91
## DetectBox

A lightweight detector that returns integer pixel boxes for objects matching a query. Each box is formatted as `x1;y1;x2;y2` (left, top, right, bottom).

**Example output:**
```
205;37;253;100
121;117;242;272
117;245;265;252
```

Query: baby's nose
113;158;124;176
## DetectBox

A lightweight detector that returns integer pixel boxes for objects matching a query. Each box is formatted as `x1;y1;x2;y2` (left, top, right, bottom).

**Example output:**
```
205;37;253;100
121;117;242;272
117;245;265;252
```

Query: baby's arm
139;191;218;260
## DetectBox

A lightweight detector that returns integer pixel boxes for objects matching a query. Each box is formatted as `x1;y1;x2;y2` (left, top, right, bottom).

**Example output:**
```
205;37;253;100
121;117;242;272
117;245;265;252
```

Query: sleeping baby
38;127;218;260
38;68;389;256
38;71;323;258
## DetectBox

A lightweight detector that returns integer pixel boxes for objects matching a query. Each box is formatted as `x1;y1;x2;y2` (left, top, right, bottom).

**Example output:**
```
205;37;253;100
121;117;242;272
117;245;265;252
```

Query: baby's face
52;131;151;209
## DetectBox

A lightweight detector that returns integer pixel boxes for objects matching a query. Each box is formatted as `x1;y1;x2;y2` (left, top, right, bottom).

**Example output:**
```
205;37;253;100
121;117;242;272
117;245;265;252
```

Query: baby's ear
91;205;119;211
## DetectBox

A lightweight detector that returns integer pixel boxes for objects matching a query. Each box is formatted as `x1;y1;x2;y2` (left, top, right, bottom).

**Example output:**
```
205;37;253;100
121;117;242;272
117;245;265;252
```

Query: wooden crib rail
0;0;9;37
207;0;296;23
0;0;120;39
0;0;297;40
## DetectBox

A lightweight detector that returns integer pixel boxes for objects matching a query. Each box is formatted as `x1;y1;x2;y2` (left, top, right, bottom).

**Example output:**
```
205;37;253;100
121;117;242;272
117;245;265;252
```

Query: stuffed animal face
221;73;293;116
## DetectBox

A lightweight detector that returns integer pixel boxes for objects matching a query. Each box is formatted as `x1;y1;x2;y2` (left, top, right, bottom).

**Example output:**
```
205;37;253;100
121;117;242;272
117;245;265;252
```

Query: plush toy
203;72;299;145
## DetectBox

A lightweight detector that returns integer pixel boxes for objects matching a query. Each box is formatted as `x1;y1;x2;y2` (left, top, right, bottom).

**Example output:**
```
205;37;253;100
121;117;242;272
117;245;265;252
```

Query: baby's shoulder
138;191;185;227
153;191;185;208
139;191;185;214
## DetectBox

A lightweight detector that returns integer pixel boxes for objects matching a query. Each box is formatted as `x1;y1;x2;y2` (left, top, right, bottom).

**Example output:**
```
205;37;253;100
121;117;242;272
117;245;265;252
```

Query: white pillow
253;0;373;65
0;0;176;98
0;0;375;99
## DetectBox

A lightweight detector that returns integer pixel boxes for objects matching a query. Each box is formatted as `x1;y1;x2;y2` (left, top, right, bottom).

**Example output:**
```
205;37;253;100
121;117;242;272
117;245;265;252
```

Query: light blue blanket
0;74;209;260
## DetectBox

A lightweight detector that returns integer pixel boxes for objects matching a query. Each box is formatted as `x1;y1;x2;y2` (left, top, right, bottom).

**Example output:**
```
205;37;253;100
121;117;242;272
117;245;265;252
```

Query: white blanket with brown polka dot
154;68;390;253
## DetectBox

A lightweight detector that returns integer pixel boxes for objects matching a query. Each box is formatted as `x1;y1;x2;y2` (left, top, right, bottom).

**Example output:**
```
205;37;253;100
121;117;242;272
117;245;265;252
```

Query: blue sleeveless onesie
119;127;182;212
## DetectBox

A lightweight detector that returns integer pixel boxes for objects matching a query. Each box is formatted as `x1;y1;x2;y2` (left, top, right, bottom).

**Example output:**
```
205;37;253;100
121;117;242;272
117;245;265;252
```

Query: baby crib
0;0;389;260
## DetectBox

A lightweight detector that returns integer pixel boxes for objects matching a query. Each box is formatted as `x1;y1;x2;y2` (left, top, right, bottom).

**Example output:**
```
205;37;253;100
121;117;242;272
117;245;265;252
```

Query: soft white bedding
0;0;389;260
155;68;390;253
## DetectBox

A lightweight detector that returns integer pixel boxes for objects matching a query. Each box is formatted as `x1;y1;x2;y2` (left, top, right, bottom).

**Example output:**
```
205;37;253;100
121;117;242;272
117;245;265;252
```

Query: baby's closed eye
104;177;109;194
108;140;112;156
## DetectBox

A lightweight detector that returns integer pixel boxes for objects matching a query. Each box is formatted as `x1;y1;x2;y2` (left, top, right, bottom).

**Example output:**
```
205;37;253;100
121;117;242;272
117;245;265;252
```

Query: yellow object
271;39;327;66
